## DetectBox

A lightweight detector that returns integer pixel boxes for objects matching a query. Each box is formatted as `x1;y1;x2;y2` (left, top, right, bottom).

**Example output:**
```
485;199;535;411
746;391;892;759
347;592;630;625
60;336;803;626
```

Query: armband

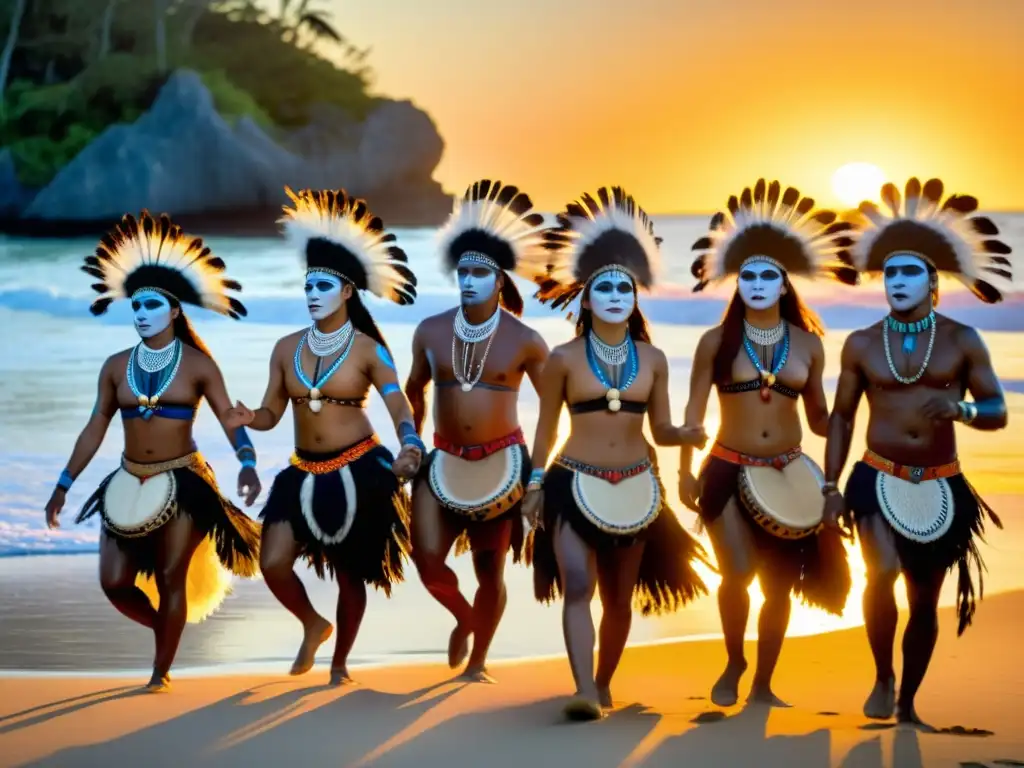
956;401;978;425
527;468;545;489
380;382;401;397
57;468;74;492
398;421;425;453
234;428;257;467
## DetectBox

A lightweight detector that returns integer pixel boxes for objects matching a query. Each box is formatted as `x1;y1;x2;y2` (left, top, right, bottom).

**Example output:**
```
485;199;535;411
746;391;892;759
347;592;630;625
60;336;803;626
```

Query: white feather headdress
277;186;417;305
846;177;1013;304
82;211;246;319
690;179;857;291
526;186;662;313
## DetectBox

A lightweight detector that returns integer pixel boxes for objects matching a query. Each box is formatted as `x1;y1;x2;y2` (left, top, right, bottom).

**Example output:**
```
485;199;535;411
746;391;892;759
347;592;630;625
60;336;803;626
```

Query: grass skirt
260;437;410;593
76;452;262;623
844;460;1001;634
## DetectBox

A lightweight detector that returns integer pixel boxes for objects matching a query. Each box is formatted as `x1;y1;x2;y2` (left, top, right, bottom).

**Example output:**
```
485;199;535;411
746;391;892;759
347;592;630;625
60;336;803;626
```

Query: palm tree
0;0;30;112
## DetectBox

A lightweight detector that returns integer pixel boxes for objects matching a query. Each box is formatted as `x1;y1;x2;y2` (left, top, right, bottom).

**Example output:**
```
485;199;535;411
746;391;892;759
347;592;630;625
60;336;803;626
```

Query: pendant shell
309;387;321;400
461;382;473;393
137;394;150;407
608;398;622;412
606;388;620;401
762;372;776;387
308;399;323;414
759;386;771;403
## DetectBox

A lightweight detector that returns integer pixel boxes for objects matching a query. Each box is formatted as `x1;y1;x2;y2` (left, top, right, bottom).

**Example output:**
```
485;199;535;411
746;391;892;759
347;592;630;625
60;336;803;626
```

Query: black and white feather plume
277;186;417;305
81;211;246;319
525;186;662;312
690;178;857;292
846;177;1013;304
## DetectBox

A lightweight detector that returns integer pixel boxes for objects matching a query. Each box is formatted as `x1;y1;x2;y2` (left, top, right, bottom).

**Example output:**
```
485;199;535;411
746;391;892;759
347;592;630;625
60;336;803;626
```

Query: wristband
822;481;840;497
57;468;74;492
234;428;257;466
240;458;257;470
528;468;545;488
956;401;978;425
398;421;425;453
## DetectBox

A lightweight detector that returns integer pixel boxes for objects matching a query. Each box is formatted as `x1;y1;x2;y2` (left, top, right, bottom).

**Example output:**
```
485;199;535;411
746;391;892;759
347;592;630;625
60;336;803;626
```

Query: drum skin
428;445;524;522
101;468;177;538
738;454;825;540
571;469;661;537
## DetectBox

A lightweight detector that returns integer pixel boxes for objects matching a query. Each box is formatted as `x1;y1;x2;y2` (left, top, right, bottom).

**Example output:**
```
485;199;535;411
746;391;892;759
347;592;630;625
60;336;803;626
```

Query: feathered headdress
434;180;546;316
845;177;1013;304
527;186;662;313
81;211;246;319
277;187;417;306
690;179;858;292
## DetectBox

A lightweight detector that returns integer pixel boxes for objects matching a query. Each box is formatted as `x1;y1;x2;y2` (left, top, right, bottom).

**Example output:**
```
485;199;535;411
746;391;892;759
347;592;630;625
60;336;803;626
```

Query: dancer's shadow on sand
840;727;922;768
0;686;142;735
23;678;467;768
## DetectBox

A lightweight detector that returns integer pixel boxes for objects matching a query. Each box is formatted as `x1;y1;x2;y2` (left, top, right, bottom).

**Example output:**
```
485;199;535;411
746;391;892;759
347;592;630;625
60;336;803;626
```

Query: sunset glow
831;163;886;208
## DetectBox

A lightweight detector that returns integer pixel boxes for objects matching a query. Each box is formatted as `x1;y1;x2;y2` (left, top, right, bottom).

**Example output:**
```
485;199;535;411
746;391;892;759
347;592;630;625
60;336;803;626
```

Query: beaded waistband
290;436;379;474
433;428;525;461
555;454;652;485
863;449;960;483
710;443;803;469
120;452;200;478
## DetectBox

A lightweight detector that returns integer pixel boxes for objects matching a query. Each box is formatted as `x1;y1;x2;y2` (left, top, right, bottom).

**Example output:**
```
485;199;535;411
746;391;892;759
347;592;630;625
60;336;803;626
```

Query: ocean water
0;213;1022;674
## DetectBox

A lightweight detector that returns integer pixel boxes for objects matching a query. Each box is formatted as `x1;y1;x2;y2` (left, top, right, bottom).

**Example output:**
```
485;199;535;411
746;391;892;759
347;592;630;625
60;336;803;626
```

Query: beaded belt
121;452;200;479
863;449;960;484
710;443;802;470
290;436;379;474
554;454;652;485
433;428;525;461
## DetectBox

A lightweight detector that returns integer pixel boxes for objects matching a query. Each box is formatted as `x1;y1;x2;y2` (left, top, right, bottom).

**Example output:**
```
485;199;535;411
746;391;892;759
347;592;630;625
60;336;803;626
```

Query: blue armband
57;468;74;492
233;428;257;466
528;468;545;486
380;382;401;397
398;421;425;453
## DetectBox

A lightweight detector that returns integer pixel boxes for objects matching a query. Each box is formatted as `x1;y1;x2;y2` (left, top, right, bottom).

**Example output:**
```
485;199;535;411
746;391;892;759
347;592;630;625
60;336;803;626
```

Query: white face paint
304;271;344;321
883;253;931;313
588;269;636;323
456;261;498;307
737;259;785;309
131;290;173;339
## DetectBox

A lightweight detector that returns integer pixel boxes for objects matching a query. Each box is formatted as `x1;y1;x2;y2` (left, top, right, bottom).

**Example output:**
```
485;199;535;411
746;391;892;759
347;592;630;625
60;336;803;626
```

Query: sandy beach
1;591;1021;768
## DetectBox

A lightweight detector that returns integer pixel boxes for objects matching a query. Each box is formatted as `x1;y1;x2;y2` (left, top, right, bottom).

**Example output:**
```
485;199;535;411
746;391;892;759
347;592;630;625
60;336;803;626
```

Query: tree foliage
0;0;376;187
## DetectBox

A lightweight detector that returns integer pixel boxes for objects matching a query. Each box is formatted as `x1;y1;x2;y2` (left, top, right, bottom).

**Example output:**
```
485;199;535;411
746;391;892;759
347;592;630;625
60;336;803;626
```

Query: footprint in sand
691;711;728;724
817;711;840;716
940;726;995;737
993;760;1024;766
958;763;987;768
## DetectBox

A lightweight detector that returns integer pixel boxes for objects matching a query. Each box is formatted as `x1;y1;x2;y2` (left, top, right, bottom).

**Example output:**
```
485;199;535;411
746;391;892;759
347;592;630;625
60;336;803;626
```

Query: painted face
456;261;498;306
588;269;636;323
304;271;344;321
883;253;931;313
737;259;785;309
131;290;173;339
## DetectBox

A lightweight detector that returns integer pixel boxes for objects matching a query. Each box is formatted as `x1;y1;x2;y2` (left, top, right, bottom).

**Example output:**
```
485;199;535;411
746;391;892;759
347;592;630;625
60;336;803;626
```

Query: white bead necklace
307;320;353;357
451;308;501;393
136;339;179;373
744;319;785;347
589;331;630;366
883;316;937;385
454;306;501;343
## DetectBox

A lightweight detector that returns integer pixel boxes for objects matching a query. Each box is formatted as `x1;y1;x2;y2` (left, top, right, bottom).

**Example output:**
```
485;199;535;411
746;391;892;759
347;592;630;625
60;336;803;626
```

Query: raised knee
562;569;593;603
721;566;755;592
100;572;135;596
866;566;900;590
259;551;295;581
412;549;445;583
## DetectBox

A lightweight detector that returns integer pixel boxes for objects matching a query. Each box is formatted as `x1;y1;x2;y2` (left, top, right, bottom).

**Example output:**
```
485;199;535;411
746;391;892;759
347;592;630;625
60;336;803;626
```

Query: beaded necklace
293;330;356;413
883;311;937;385
585;332;639;412
742;321;790;403
126;339;183;420
885;310;935;356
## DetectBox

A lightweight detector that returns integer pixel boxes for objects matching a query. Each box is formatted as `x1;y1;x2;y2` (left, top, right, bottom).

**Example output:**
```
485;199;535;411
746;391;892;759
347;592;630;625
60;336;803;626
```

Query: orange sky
279;0;1024;213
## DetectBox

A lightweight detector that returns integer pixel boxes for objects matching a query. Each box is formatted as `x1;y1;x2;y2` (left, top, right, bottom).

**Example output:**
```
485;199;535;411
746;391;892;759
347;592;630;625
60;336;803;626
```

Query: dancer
522;187;711;720
224;188;423;685
679;179;856;707
404;180;549;681
43;211;263;692
824;177;1010;726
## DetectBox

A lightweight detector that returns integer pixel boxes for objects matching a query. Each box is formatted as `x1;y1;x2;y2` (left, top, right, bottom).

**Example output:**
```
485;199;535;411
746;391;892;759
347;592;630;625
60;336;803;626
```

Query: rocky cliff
2;69;452;232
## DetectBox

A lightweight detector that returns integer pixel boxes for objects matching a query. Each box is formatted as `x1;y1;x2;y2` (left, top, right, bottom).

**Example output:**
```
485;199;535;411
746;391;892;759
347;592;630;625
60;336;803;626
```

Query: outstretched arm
527;348;568;483
679;330;717;476
243;339;291;432
824;334;865;488
371;341;426;460
199;354;262;504
648;348;704;446
802;334;830;437
404;324;432;434
957;327;1007;430
522;328;550;395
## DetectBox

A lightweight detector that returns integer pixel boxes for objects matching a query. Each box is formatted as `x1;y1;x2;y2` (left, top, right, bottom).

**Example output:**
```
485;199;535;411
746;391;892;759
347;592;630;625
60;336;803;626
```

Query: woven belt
290;436;379;474
554;454;652;485
863;449;960;484
433;428;525;461
121;452;199;479
710;443;802;470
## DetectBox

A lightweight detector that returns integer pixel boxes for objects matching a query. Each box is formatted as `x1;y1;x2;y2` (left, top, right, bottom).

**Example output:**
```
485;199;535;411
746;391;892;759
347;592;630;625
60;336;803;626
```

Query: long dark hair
499;273;524;316
346;291;392;354
575;306;651;343
170;299;214;358
711;276;824;386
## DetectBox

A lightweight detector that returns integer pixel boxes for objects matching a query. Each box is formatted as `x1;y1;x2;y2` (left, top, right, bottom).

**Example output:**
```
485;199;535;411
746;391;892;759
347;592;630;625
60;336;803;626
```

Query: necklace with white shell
136;339;179;373
743;319;785;346
452;307;501;392
307;320;354;357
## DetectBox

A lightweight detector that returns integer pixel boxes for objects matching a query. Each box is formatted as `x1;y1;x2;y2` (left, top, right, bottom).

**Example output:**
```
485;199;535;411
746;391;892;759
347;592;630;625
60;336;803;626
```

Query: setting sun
830;163;887;208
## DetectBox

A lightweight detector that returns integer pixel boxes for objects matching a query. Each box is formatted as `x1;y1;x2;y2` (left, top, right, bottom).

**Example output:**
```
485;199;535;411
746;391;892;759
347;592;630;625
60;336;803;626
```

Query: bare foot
747;684;791;708
896;703;936;733
564;693;603;721
711;660;748;707
447;622;472;669
329;667;357;687
863;675;896;720
144;673;170;693
290;616;333;676
460;665;497;684
597;686;613;709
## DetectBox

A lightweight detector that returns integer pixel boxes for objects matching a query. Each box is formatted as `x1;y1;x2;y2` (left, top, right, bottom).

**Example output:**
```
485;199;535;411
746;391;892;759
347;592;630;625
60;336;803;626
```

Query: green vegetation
0;0;377;188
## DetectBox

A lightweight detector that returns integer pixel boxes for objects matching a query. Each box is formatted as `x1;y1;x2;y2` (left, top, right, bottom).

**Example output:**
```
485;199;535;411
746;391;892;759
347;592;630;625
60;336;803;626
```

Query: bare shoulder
352;330;390;361
841;325;877;362
696;325;724;355
548;339;580;369
789;324;824;353
635;340;668;368
273;329;305;354
182;344;220;375
504;313;547;348
100;348;130;379
415;308;457;333
941;314;983;346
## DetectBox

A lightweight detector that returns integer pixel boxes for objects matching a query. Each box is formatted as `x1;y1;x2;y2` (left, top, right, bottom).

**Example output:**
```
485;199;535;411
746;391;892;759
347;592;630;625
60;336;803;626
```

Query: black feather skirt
527;448;711;616
260;436;411;593
76;452;262;581
844;460;1002;635
697;454;852;616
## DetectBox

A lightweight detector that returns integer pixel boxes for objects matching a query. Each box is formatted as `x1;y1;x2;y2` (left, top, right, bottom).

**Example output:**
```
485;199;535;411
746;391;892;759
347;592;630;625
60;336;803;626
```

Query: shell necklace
883;311;937;385
452;307;501;392
294;324;356;413
585;331;639;412
127;339;183;420
742;321;790;402
743;319;785;347
307;320;354;357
